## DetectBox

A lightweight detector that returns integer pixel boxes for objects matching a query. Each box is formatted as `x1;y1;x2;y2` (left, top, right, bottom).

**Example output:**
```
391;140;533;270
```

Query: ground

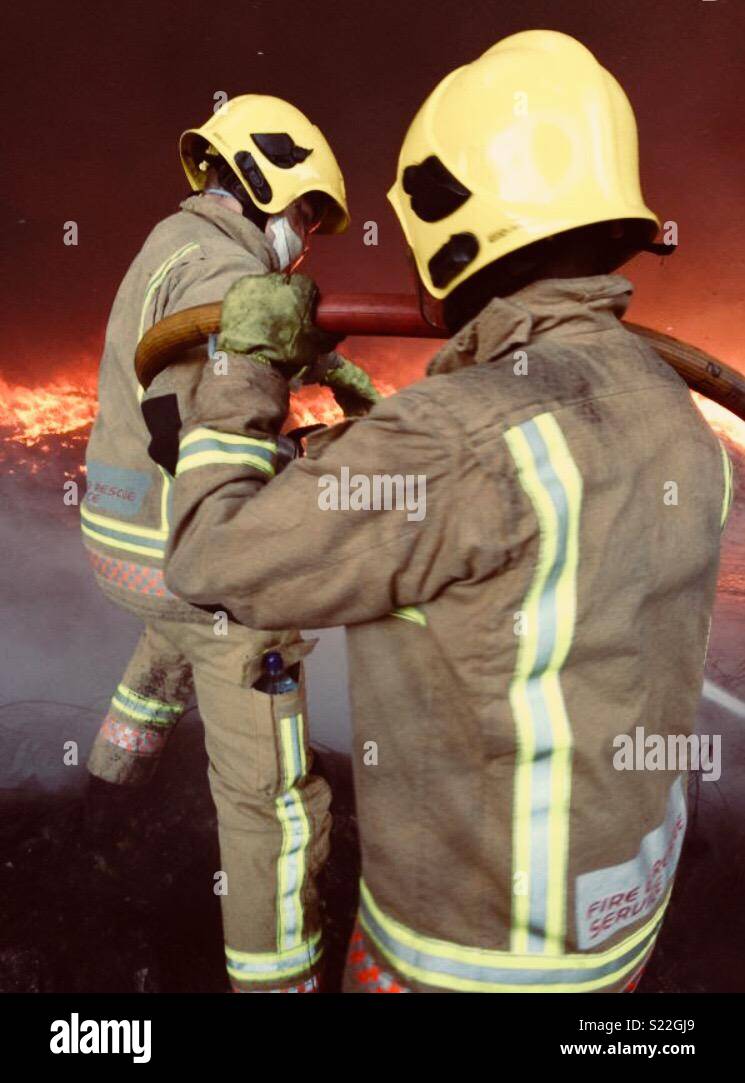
1;725;743;993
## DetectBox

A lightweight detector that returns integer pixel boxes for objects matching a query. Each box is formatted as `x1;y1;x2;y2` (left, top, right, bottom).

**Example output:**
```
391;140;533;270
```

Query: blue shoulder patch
85;461;152;518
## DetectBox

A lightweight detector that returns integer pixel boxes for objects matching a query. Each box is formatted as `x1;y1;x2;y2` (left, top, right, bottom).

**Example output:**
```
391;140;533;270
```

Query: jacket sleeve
164;358;490;629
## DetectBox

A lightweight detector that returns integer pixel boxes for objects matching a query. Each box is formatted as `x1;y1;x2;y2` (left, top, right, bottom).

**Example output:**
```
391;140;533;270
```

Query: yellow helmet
180;94;350;234
388;30;660;299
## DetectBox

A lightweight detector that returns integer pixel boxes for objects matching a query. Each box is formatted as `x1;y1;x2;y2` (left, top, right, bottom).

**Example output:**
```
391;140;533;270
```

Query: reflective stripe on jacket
160;274;731;991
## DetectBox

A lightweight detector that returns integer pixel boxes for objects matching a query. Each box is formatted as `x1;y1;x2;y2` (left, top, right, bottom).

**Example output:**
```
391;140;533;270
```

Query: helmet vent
233;151;273;204
252;133;313;169
402;156;471;222
428;233;479;289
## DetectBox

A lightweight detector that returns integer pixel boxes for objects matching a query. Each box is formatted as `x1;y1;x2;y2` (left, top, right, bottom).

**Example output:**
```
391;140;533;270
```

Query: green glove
319;353;382;417
217;272;341;376
314;357;381;420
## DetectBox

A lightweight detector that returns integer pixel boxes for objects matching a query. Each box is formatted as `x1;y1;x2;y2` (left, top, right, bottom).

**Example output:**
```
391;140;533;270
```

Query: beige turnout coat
160;274;732;992
83;194;279;623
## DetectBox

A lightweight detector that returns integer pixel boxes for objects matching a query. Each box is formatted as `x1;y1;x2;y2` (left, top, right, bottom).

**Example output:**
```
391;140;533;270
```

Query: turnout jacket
83;194;279;622
162;275;733;992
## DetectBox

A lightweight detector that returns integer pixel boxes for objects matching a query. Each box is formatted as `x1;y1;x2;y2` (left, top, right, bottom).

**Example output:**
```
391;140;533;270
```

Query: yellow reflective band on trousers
111;684;183;726
503;412;582;956
225;932;322;985
275;711;311;954
177;428;278;477
359;880;666;992
719;439;734;529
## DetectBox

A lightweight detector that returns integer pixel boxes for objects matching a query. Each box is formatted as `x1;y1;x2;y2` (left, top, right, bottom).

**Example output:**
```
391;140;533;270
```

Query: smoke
0;442;355;795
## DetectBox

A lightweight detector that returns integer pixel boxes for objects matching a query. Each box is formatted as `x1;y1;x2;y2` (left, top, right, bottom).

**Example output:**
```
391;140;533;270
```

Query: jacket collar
180;194;279;271
431;275;634;372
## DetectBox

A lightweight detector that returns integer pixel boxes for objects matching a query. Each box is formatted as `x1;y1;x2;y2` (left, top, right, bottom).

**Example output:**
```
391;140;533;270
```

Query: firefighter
153;32;733;992
82;95;374;992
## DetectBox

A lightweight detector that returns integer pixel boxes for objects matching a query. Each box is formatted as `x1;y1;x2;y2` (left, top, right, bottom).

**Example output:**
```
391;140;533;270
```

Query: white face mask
265;212;307;271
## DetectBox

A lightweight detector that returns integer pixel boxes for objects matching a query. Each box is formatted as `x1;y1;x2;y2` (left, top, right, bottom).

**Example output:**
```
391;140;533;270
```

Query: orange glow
0;375;97;448
0;373;743;475
691;393;745;450
287;384;343;429
288;377;398;430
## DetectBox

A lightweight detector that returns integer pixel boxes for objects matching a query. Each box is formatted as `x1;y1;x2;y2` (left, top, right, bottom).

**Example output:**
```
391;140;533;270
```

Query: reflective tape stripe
81;518;166;559
101;716;170;756
358;880;665;993
279;712;308;788
176;450;275;476
346;926;412;993
137;242;201;342
276;712;311;952
225;933;322;984
504;413;582;955
159;464;173;537
81;463;172;562
81;464;172;559
180;428;277;454
81;502;167;542
719;440;734;529
85;550;176;598
233;974;320;993
391;606;428;627
133;244;199;568
112;684;183;726
177;428;277;477
81;527;163;559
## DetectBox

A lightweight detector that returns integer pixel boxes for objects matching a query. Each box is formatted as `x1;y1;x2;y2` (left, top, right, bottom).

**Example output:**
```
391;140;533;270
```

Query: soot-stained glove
217;271;342;378
317;352;382;417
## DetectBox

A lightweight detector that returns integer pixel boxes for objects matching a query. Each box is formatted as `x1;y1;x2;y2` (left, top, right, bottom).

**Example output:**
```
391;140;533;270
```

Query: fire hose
134;293;745;422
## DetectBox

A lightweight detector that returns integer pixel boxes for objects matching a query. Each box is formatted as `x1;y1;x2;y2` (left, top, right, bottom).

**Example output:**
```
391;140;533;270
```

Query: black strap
141;393;182;477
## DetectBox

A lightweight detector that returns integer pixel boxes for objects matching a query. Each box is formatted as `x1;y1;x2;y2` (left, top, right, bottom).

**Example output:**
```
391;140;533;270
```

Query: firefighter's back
82;198;272;621
349;285;730;991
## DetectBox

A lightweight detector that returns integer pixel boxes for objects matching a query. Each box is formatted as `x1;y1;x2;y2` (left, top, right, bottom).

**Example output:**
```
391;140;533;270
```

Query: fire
1;373;743;477
0;375;97;448
288;378;398;429
0;374;98;477
0;372;400;477
288;384;343;429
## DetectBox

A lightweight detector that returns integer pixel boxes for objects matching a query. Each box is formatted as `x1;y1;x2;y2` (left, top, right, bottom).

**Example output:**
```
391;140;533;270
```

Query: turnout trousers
87;618;331;992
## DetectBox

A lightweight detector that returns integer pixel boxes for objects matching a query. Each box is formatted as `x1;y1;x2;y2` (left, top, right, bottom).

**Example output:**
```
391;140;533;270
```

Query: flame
287;377;398;430
287;384;343;429
1;371;743;479
0;375;97;448
0;374;97;477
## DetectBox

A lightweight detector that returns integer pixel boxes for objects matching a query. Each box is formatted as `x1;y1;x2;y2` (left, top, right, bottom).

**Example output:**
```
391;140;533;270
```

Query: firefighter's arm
217;273;377;413
164;364;484;630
